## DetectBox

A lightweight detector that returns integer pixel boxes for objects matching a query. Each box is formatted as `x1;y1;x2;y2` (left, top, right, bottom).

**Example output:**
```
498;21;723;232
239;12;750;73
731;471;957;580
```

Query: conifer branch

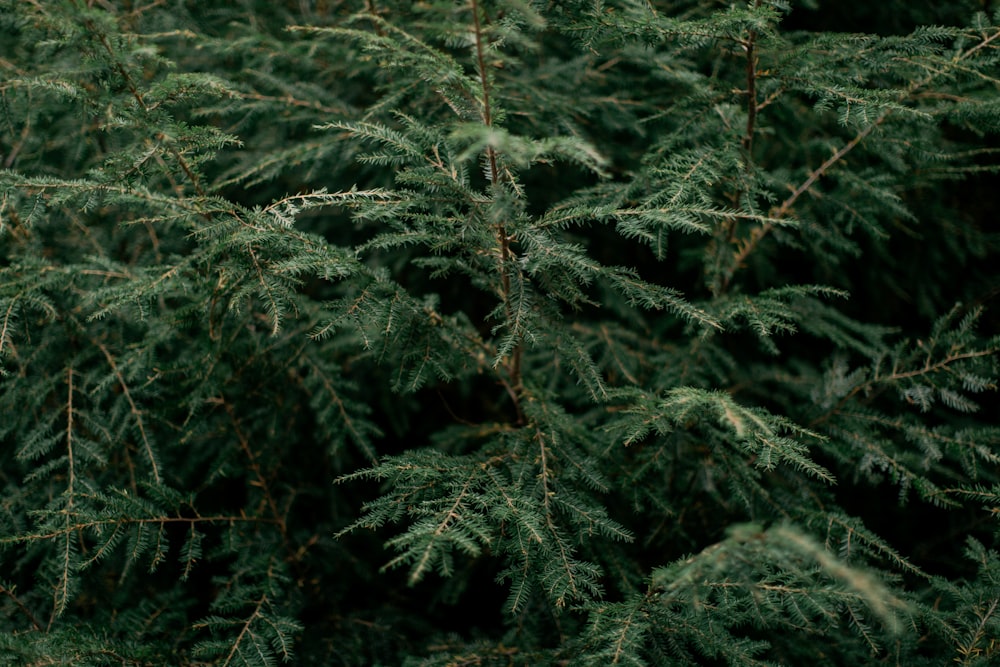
51;528;73;628
223;400;289;545
2;110;30;169
4;2;999;663
247;244;283;336
17;515;279;543
532;419;579;605
222;594;270;667
470;0;524;423
302;352;379;463
233;90;347;115
0;584;42;632
956;598;999;666
51;369;79;628
720;113;885;293
773;117;885;221
720;23;1000;292
91;336;161;484
65;365;76;499
810;346;997;427
408;473;474;585
75;2;208;197
0;295;19;363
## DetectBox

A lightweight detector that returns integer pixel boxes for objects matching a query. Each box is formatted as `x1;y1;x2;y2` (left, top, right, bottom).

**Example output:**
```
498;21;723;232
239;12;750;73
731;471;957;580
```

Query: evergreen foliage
1;1;999;664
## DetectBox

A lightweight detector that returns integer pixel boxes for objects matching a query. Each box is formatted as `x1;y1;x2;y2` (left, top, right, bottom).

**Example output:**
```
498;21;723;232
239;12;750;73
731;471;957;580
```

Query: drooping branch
92;337;161;484
222;398;290;546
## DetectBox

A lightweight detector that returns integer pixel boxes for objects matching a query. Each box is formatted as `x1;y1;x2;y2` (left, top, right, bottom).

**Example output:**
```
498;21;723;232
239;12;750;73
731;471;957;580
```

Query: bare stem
741;2;762;154
1;584;42;631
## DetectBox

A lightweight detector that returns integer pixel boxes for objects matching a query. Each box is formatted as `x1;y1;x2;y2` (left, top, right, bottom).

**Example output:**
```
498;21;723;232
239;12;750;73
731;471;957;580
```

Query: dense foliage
2;1;999;665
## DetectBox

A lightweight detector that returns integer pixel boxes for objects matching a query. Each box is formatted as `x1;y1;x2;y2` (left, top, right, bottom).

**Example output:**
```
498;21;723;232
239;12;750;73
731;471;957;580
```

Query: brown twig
470;0;524;424
74;4;207;197
720;113;886;293
0;584;42;631
741;2;762;154
89;333;161;484
222;400;290;546
718;23;1000;293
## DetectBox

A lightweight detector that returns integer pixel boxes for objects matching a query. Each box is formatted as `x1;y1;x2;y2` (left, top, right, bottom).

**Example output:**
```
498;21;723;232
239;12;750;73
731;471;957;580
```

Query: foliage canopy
1;1;999;665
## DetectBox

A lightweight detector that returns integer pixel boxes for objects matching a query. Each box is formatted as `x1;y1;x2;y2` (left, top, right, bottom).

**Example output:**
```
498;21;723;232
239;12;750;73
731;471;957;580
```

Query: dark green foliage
1;1;999;664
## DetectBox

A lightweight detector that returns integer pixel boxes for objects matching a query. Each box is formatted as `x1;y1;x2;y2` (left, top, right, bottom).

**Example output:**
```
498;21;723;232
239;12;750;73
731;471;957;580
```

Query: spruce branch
71;0;208;198
222;400;289;546
810;339;998;427
301;351;379;463
0;584;42;632
14;514;280;543
471;0;524;423
52;366;79;628
3;2;999;664
719;112;887;294
65;364;76;498
955;598;999;666
532;420;579;604
718;21;1000;293
90;334;161;484
404;471;476;586
221;593;270;667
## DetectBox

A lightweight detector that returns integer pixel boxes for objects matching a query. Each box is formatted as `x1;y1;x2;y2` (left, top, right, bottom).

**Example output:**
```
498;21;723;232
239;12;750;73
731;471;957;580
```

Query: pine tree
1;1;999;665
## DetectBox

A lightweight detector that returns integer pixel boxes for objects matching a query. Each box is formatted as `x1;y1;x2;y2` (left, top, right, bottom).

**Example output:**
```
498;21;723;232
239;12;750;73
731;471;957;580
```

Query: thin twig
0;585;42;631
223;400;290;546
720;112;886;293
90;335;162;483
